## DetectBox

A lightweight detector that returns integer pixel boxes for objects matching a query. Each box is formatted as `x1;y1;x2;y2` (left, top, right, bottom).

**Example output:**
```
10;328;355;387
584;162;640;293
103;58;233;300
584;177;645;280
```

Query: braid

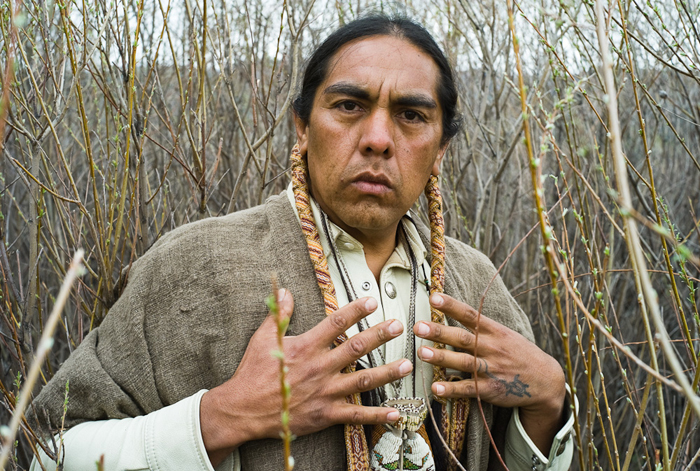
290;145;342;321
424;174;447;386
290;144;370;470
425;174;469;467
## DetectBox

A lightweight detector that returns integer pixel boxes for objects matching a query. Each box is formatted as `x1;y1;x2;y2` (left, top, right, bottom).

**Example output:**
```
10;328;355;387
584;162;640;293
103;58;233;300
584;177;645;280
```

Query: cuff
504;385;578;471
145;389;237;471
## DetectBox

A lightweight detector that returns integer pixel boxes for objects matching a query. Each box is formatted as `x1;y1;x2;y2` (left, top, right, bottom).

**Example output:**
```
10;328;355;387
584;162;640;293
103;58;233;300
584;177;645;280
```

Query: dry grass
1;0;699;469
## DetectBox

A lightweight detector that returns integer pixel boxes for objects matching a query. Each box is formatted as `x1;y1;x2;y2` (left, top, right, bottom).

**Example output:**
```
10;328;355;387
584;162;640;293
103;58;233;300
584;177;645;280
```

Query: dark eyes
403;110;419;121
336;101;424;122
339;101;359;111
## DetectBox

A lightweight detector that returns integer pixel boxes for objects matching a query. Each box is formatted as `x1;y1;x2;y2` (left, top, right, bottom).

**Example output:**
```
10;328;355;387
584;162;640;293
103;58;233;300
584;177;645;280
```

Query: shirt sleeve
30;390;240;471
503;387;577;471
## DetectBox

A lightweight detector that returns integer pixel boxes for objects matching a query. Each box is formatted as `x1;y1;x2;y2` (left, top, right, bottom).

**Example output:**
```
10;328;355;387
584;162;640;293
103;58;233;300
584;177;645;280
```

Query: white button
361;281;371;291
384;282;397;299
343;242;354;250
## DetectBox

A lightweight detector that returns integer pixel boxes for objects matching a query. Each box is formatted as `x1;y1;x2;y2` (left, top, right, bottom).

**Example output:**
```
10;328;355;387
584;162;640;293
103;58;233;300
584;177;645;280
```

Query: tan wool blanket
33;193;534;471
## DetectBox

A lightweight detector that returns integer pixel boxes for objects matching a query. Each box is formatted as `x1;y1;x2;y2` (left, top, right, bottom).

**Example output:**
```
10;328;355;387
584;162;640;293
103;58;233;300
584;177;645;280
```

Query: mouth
351;172;393;195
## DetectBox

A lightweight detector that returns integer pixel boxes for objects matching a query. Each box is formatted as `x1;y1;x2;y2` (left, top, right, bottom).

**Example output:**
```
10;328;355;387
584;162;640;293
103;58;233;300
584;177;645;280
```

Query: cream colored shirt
32;187;575;471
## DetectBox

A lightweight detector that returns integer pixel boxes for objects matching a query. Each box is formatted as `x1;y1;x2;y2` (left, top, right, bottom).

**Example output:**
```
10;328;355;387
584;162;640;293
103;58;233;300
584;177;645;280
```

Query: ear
293;113;309;155
431;144;448;176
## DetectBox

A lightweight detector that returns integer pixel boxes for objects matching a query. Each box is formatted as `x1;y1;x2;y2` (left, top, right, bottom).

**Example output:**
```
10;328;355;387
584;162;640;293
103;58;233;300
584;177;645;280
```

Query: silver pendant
382;397;427;432
380;398;428;471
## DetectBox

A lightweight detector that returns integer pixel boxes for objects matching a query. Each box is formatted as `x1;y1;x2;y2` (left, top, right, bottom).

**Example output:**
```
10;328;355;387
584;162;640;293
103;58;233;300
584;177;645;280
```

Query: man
32;15;574;471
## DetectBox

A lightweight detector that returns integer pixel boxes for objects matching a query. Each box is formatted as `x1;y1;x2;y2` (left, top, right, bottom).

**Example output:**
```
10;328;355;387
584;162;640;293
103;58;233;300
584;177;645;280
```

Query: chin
342;207;400;232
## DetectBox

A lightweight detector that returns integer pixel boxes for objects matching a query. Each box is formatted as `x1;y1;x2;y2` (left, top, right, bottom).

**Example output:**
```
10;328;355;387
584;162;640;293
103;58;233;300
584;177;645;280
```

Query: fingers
417;347;485;374
429;293;483;329
431;378;492;400
276;288;294;318
333;404;401;425
328;318;404;369
432;373;534;405
309;297;379;346
331;359;413;396
414;320;477;351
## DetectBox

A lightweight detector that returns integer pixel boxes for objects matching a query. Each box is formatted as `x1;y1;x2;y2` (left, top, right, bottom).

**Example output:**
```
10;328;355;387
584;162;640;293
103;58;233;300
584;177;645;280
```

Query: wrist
200;387;263;467
522;359;566;421
519;393;565;429
200;389;236;466
517;369;567;454
521;385;566;424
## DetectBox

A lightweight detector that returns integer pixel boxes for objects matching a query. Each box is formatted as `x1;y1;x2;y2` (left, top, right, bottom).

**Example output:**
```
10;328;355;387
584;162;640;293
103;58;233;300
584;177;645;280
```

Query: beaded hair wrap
290;144;468;469
425;174;447;386
425;174;469;469
290;145;369;470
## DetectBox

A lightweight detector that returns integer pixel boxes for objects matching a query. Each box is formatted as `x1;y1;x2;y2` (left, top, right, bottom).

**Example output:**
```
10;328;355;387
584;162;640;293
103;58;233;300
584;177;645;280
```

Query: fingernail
388;320;403;335
434;384;445;395
419;347;433;360
277;289;287;303
416;322;429;336
430;293;444;307
365;297;378;311
387;410;400;421
399;360;413;375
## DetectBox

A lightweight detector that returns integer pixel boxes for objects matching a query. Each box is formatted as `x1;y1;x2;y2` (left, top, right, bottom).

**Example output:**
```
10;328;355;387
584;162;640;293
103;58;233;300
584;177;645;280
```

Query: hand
200;289;412;466
414;293;566;454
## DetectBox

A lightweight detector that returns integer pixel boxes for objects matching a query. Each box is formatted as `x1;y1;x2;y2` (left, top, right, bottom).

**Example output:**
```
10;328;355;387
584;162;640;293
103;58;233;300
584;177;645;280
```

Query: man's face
295;35;446;242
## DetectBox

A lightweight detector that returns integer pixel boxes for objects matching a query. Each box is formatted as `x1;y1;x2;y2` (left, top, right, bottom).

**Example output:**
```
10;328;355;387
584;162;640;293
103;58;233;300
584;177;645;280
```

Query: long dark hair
293;15;462;145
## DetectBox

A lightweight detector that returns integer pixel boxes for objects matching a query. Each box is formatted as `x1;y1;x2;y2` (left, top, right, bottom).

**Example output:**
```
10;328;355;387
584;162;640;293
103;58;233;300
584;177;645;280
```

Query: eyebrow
394;95;437;109
322;82;437;109
322;83;370;100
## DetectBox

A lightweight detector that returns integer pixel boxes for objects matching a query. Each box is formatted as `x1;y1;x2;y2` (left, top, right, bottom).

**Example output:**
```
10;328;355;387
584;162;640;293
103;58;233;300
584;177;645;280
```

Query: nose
358;108;395;158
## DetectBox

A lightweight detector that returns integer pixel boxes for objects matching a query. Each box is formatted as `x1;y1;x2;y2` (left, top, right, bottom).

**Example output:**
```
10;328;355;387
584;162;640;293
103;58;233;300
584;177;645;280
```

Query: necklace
319;211;432;471
320;211;419;398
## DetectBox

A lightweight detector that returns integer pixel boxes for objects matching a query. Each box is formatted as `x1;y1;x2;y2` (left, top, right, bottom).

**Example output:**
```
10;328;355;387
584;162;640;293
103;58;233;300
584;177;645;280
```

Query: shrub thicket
1;0;699;469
